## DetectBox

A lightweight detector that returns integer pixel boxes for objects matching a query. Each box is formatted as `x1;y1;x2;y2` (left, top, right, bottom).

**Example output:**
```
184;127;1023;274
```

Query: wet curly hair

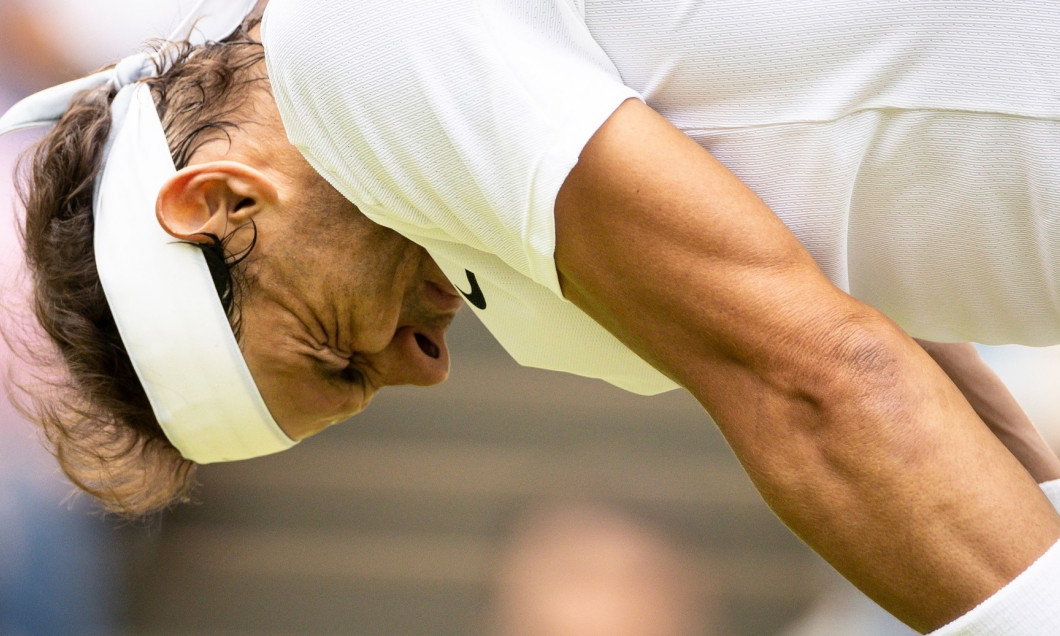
10;18;268;517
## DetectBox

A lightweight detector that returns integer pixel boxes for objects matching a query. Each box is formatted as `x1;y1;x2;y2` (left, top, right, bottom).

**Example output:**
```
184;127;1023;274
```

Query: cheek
240;332;359;440
262;375;358;438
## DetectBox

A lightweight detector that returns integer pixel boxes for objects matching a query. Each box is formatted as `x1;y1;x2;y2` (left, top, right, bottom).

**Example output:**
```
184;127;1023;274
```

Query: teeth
414;333;440;359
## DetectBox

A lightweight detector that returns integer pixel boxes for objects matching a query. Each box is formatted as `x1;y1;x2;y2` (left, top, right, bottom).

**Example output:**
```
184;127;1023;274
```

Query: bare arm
553;99;1060;633
916;339;1060;484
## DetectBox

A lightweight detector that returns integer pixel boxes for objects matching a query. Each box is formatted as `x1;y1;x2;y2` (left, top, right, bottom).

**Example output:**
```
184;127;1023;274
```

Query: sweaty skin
149;20;1058;627
156;90;462;440
917;339;1060;484
554;98;1060;633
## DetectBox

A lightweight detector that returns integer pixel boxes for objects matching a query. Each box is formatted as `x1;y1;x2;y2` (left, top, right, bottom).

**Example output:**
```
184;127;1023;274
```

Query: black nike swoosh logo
456;269;487;310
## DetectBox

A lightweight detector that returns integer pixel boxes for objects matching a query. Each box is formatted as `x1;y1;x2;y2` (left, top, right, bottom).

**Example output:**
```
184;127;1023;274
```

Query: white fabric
927;479;1060;635
1042;479;1060;511
263;0;673;394
0;0;296;464
262;4;1060;628
91;0;295;464
263;0;1060;398
0;0;259;134
95;83;293;463
0;59;154;134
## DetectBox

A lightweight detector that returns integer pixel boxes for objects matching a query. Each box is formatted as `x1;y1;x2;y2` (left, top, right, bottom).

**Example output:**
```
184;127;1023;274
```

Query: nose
362;326;451;388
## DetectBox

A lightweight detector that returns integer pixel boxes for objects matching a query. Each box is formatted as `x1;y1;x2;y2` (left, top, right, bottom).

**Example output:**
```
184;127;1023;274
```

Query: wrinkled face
159;67;463;443
235;165;462;441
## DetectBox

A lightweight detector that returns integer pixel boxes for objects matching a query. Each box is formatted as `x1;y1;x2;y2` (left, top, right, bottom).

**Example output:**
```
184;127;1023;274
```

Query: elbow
704;310;937;479
785;315;940;471
746;309;917;421
813;316;908;408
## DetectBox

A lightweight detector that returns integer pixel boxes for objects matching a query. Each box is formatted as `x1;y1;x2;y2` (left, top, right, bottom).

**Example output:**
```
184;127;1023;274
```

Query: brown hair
11;19;268;517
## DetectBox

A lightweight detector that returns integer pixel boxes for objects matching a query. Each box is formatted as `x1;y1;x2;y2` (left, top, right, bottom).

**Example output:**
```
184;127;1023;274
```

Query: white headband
0;0;296;463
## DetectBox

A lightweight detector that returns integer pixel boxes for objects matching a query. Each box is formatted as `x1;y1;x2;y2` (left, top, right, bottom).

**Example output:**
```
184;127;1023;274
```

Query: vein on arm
553;98;1060;633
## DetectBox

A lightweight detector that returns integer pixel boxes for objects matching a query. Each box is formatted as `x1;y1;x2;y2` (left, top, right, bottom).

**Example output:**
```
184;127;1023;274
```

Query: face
158;74;463;443
235;164;463;440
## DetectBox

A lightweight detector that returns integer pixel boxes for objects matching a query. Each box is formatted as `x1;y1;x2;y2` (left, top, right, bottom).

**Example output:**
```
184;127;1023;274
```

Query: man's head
153;43;461;439
11;15;460;515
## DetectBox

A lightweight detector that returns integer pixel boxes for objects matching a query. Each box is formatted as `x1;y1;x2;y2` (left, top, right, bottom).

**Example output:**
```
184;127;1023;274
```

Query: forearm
571;259;1059;632
929;480;1060;635
916;339;1060;483
554;99;1060;632
700;315;1056;632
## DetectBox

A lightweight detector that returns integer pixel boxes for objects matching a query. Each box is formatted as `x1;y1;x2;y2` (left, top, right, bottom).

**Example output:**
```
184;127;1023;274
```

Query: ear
156;160;279;245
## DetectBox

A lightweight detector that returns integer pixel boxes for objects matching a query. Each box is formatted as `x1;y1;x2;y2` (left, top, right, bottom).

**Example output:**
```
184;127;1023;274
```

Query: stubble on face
232;165;461;438
185;77;461;438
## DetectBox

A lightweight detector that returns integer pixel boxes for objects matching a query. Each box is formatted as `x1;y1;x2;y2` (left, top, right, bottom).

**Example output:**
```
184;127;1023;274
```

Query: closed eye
338;362;365;387
304;345;365;389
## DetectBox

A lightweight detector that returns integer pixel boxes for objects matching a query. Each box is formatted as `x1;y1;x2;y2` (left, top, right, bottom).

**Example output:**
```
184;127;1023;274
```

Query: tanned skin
917;339;1060;484
553;99;1060;633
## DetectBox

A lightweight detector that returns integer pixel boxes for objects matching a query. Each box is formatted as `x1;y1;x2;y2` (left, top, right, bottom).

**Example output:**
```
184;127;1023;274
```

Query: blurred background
1;2;1058;634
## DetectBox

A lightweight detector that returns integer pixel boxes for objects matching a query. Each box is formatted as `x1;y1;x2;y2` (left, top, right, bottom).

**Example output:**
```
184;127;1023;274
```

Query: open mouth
414;332;440;359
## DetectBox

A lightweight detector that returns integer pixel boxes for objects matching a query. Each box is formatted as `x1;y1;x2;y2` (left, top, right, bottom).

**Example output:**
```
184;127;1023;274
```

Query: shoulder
262;0;600;83
262;0;639;292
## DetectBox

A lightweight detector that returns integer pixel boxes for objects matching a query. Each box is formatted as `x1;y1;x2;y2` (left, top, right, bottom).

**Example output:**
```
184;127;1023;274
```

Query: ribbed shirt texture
262;4;1060;629
263;0;1060;391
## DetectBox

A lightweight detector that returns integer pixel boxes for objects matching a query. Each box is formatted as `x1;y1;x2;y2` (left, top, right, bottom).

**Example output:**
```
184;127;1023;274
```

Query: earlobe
156;161;278;244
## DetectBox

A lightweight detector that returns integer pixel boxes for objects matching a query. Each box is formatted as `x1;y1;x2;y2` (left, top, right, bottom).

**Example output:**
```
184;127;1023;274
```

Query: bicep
552;99;1060;631
553;98;877;407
